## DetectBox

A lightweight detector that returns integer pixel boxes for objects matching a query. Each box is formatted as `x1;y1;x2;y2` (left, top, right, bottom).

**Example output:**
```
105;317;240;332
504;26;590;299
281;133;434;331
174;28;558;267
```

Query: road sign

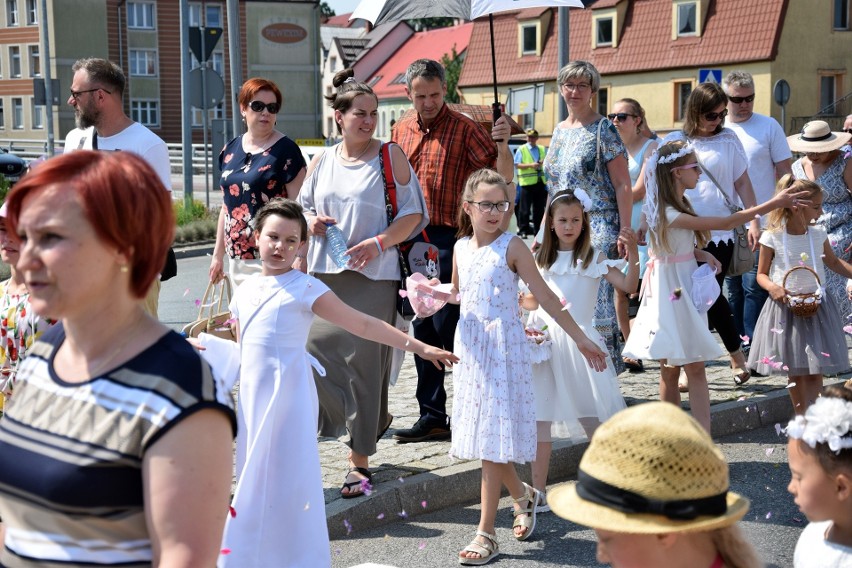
773;79;791;107
189;68;225;110
295;138;326;146
189;27;222;63
699;69;722;84
33;78;61;106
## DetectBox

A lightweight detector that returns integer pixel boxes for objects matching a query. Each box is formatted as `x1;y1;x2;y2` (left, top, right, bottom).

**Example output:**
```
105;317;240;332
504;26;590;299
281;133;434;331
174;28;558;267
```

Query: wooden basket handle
781;265;821;297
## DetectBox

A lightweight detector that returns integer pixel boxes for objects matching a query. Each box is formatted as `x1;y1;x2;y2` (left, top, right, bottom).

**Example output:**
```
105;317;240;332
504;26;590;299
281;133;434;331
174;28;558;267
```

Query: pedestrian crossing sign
699;69;722;84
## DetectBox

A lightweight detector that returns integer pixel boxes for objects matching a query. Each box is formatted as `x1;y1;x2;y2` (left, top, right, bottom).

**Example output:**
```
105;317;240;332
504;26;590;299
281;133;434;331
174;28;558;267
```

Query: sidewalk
321;340;850;539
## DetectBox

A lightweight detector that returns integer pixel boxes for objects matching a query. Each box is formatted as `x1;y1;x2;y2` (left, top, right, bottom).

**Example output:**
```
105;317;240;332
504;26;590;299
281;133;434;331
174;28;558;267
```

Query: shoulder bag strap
695;155;739;214
378;143;412;280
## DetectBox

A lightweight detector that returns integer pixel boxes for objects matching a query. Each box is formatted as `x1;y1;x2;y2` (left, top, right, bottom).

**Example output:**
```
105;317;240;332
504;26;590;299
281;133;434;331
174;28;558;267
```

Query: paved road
327;424;802;568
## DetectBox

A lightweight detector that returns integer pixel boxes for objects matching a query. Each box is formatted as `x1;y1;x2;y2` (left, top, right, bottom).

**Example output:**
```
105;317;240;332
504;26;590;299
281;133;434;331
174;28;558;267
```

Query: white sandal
458;530;499;565
536;489;550;513
512;482;541;541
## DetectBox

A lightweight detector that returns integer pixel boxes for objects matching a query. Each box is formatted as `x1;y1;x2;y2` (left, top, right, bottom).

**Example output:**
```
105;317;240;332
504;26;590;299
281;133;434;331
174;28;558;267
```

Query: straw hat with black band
549;402;750;534
787;120;851;154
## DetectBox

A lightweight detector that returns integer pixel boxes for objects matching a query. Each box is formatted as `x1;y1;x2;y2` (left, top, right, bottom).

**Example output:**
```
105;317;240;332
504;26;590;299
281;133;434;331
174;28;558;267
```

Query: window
596;18;613;46
24;0;34;24
595;87;609;116
521;25;537;54
189;2;222;27
127;2;154;29
27;44;38;77
326;117;334;138
131;100;159;127
6;0;17;26
674;81;693;121
11;97;22;129
329;56;337;73
677;2;697;36
192;102;225;127
0;100;5;129
30;98;42;129
9;46;20;77
835;0;851;30
389;73;406;86
367;75;381;87
819;74;844;114
129;50;157;76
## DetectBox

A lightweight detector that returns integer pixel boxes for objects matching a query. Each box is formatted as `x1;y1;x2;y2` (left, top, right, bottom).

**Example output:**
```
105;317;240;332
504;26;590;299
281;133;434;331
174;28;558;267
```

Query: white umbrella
351;0;585;120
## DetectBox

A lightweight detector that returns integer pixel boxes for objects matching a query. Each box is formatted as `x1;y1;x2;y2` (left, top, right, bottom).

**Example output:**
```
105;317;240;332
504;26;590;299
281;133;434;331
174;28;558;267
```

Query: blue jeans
725;249;768;343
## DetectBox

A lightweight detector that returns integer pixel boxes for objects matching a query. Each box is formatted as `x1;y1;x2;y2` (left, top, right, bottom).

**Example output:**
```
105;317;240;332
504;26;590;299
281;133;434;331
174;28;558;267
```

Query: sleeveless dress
450;232;536;463
792;149;852;318
626;139;654;278
623;207;724;365
206;271;332;568
530;252;627;439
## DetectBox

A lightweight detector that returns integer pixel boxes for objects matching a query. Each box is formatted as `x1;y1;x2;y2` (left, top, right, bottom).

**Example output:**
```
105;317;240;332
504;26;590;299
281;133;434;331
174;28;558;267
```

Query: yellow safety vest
517;144;546;186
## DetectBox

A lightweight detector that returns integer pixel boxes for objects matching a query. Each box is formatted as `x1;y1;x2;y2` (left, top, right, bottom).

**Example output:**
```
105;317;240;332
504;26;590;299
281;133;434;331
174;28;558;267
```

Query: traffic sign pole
201;27;210;208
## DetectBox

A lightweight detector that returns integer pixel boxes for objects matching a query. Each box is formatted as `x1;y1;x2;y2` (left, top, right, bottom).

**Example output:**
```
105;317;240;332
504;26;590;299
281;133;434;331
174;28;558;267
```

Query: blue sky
326;0;362;16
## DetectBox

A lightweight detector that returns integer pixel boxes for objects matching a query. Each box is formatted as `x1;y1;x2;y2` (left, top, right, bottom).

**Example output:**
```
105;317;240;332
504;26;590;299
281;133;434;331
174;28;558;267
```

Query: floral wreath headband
550;188;592;212
786;396;852;454
641;136;698;232
657;143;696;165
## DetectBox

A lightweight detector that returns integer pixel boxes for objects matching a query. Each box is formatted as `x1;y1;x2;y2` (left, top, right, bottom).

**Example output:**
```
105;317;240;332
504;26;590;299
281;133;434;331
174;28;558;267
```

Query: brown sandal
734;370;751;386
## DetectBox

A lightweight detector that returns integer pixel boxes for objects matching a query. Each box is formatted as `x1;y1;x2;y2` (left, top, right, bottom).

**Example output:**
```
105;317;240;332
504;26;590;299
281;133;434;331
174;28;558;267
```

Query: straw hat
549;402;749;534
787;120;851;153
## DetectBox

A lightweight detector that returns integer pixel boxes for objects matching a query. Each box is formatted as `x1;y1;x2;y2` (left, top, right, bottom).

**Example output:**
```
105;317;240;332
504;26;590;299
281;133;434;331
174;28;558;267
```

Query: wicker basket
782;265;822;317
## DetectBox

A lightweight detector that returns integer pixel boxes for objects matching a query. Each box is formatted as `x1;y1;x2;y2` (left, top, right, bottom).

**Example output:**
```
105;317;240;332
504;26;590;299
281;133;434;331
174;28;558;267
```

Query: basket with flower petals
782;265;822;317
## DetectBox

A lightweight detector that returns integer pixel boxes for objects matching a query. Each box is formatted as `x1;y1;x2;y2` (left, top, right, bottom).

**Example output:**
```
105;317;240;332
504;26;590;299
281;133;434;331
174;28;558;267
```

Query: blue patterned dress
792;147;852;319
544;118;628;373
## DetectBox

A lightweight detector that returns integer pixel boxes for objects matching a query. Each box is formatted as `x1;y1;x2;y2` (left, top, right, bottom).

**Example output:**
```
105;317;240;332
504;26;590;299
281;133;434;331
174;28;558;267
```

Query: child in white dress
748;176;852;414
624;141;804;432
786;384;852;568
522;189;638;506
196;199;457;568
447;170;606;566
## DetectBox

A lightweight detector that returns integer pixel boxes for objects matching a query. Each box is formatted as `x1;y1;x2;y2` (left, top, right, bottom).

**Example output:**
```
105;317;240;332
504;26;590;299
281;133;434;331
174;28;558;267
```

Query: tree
407;17;457;31
319;1;335;20
441;46;463;104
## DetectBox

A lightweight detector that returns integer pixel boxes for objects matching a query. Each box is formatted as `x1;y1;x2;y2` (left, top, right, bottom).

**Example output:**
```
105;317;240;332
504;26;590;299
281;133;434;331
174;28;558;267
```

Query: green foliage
320;1;335;19
173;199;212;227
0;175;10;205
174;218;218;244
441;46;463;104
407;18;457;31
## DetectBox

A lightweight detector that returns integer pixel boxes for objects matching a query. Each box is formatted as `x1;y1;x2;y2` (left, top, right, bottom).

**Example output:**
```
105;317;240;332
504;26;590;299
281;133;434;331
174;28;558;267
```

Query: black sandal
733;370;751;386
623;357;644;373
340;466;372;499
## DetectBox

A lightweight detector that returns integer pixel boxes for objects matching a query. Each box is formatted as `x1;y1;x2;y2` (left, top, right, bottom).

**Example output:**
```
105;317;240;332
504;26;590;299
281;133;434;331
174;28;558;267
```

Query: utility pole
226;0;243;138
39;0;55;156
180;0;193;208
558;7;569;122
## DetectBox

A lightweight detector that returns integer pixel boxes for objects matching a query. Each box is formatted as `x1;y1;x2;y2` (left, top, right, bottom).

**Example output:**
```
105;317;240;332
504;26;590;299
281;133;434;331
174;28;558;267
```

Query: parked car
0;148;27;185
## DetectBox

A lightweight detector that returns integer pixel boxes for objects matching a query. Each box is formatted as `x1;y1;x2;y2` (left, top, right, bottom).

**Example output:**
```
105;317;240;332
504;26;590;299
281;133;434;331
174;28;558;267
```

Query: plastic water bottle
325;223;351;268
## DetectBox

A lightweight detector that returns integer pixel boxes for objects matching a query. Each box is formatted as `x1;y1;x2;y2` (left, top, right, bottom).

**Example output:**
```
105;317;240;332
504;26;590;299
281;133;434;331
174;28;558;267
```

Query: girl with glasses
665;82;760;390
210;77;308;288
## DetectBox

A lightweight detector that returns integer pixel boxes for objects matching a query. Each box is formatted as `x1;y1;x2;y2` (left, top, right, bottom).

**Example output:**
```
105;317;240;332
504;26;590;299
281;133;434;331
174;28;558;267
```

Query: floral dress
544;118;628;373
0;281;53;408
792;147;852;318
218;136;306;260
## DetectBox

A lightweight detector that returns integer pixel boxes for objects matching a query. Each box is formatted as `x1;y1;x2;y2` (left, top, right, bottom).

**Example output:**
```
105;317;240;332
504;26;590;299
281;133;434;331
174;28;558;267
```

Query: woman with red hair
209;77;308;286
0;151;236;567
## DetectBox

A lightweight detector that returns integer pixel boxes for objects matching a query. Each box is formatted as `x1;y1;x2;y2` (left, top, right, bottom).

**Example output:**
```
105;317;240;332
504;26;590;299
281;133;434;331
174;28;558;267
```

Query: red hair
238;77;282;109
6;151;174;299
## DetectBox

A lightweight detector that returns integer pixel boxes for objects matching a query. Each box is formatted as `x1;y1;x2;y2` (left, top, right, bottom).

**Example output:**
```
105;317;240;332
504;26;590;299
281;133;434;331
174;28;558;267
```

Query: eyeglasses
703;109;728;122
562;83;591;92
467;200;511;213
248;100;281;114
728;94;755;104
607;113;637;122
670;162;701;172
69;87;111;101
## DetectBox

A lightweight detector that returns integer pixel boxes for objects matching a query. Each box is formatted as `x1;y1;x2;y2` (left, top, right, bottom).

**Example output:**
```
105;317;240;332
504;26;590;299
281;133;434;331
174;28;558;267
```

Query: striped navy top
0;325;237;567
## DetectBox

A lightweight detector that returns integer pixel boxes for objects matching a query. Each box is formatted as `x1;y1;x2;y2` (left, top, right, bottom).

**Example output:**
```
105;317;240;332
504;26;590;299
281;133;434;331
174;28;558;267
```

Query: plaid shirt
392;104;497;228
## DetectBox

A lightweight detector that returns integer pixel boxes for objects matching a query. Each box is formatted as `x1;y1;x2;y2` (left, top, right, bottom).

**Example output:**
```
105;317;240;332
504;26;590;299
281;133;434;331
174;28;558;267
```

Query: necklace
242;133;278;173
338;139;373;163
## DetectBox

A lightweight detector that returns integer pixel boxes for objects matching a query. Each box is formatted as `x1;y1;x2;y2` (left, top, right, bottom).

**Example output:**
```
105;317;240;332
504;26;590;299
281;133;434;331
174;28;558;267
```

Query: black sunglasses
704;109;728;122
728;94;755;104
248;100;281;114
607;113;637;122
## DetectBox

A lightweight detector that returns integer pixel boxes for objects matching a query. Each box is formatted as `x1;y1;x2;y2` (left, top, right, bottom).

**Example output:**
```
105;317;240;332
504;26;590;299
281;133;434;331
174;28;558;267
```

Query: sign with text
262;23;307;44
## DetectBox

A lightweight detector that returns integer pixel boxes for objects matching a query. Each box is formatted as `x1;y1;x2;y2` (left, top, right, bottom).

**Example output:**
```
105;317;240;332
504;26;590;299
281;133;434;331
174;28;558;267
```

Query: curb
325;381;835;540
173;242;214;260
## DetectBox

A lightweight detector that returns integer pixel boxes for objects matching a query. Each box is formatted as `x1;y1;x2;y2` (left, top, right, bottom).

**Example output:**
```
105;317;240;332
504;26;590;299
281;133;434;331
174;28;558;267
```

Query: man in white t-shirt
64;58;174;317
723;71;793;351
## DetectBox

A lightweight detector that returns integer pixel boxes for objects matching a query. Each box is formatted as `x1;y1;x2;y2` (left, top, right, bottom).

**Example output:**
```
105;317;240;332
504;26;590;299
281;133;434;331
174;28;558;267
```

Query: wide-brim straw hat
549;402;750;534
787;120;851;153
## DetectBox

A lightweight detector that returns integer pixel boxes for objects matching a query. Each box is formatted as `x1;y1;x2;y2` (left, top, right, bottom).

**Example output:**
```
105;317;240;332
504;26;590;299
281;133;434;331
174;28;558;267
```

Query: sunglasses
670;162;701;172
607;113;637;122
248;100;281;114
728;94;755;104
467;200;511;214
703;109;728;122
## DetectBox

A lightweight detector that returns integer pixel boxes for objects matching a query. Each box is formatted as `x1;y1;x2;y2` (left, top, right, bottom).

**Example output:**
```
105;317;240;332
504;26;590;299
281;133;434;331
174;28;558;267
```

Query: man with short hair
391;58;514;442
514;128;547;236
723;70;792;348
64;58;174;317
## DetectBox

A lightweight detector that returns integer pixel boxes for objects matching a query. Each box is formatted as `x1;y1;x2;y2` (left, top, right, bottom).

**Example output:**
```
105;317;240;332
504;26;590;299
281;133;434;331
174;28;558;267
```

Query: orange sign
262;23;307;44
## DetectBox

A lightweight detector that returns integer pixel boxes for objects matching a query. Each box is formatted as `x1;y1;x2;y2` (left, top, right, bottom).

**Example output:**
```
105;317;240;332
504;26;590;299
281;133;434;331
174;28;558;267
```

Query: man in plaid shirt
392;59;514;443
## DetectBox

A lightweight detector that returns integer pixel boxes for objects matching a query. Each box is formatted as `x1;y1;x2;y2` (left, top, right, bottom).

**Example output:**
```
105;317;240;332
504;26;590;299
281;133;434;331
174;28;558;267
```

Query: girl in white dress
522;188;638;506
624;141;804;432
447;170;607;566
196;199;457;568
786;384;852;568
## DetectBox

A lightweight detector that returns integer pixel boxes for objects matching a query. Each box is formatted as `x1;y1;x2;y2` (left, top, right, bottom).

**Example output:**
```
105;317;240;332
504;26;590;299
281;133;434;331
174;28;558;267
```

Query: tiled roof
335;37;371;68
320;26;365;52
458;0;786;87
370;23;474;100
324;13;360;28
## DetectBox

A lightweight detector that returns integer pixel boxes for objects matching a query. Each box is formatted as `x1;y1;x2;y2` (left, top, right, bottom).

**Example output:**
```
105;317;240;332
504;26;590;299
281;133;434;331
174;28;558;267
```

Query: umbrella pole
489;13;503;139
